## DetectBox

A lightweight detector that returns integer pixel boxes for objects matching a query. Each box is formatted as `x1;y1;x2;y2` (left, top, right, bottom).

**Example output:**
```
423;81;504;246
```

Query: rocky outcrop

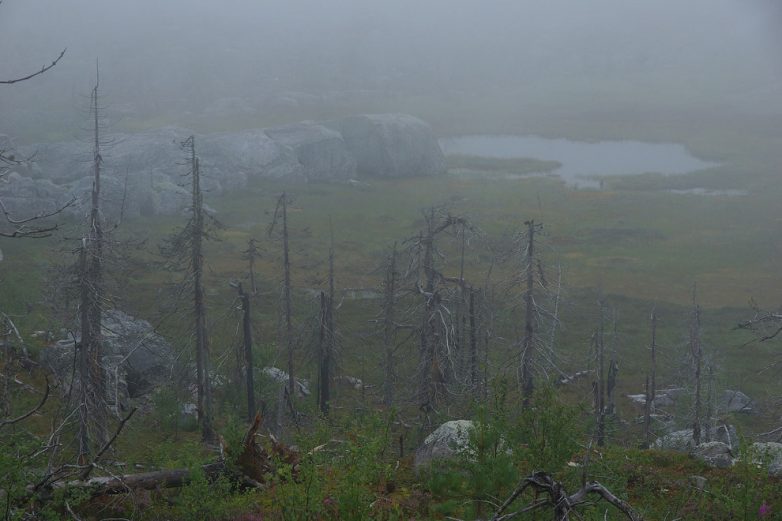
41;310;175;406
265;122;355;181
5;113;444;217
331;114;446;178
0;171;70;219
414;420;474;468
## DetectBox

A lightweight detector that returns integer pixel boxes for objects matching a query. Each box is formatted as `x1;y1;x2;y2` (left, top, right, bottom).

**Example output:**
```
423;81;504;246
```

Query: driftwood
490;471;642;521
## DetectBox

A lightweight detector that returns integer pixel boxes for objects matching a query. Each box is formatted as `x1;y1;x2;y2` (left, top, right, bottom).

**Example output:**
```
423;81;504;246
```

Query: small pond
439;135;718;188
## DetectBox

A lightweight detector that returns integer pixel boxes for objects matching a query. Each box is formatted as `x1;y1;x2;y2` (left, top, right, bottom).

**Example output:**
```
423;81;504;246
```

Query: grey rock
693;441;735;469
265;122;355;180
414;420;474;468
12;113;444;217
689;475;707;490
719;390;753;413
41;310;175;399
259;366;310;397
626;387;685;409
0;171;70;218
200;129;304;186
654;424;738;452
749;442;782;477
332;114;446;178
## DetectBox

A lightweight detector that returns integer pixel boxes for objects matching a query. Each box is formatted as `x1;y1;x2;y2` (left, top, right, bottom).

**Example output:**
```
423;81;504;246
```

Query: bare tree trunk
238;283;255;422
244;238;259;296
520;220;536;405
418;216;437;415
455;223;467;382
317;292;330;415
469;286;478;389
704;363;714;442
607;359;618;416
643;308;657;448
188;138;214;443
281;195;294;399
690;285;702;446
382;244;398;407
595;303;606;447
78;78;107;461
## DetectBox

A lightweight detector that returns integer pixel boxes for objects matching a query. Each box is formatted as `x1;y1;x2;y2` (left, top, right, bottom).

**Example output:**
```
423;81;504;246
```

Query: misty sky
1;0;780;140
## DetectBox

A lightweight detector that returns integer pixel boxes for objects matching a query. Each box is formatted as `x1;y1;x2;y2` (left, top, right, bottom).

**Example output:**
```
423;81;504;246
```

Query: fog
1;0;781;141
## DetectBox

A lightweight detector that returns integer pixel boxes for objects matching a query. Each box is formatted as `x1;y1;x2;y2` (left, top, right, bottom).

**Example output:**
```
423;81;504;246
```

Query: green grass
446;154;561;175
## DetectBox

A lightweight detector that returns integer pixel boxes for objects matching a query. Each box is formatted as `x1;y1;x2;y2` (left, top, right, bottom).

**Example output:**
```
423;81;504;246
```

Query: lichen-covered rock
414;420;474;468
693;441;735;469
332;114;446;178
749;442;782;477
265;122;355;181
41;310;175;401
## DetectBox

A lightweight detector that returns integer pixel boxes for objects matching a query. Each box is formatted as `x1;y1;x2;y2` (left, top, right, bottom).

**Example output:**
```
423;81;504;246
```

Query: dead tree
181;135;215;443
243;238;260;295
607;358;618;416
704;363;715;443
233;281;256;422
381;244;399;407
406;208;466;417
77;77;108;462
643;308;658;448
317;232;335;416
690;284;702;446
489;471;643;521
593;320;606;447
468;286;479;389
268;193;294;399
516;219;551;405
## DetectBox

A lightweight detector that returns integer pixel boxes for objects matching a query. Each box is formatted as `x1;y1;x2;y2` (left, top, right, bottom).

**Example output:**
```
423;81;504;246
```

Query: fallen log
54;461;228;496
38;414;281;500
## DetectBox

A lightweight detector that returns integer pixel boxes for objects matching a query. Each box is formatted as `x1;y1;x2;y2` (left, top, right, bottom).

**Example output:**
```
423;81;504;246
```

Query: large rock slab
693;441;735;469
200;129;304;186
10;113;444;217
414;420;474;468
718;390;753;414
265;122;355;181
0;171;69;219
332;114;446;178
41;309;175;400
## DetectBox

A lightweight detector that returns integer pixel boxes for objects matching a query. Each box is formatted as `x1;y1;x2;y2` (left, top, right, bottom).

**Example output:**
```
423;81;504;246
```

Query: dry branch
0;377;49;429
490;471;642;521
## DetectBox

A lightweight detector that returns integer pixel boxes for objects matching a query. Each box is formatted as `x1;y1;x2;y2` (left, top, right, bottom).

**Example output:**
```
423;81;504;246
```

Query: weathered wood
490;471;642;521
